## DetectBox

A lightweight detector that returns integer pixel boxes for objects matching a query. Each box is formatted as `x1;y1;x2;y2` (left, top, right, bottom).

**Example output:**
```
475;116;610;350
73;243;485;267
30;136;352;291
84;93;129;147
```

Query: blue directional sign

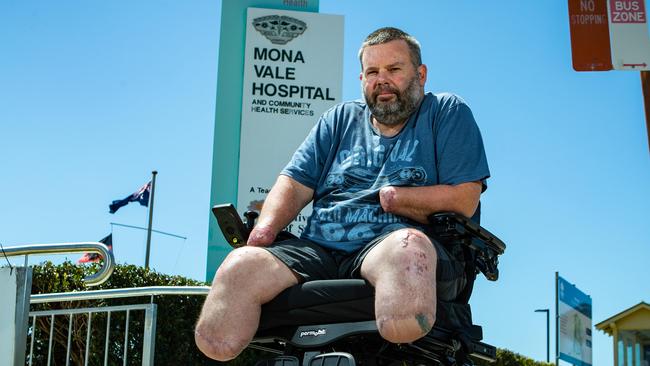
557;275;593;366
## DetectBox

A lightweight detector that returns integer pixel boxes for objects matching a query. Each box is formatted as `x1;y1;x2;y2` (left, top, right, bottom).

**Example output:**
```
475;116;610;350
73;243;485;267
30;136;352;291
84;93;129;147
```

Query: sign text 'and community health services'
237;8;343;235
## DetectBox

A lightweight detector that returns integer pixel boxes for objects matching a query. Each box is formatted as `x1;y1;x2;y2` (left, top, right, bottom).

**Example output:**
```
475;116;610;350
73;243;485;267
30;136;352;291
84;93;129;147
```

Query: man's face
360;40;426;127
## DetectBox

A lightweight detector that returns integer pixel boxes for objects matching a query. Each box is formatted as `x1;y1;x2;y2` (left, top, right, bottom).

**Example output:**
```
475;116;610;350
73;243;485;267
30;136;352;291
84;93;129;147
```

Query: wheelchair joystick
244;211;259;232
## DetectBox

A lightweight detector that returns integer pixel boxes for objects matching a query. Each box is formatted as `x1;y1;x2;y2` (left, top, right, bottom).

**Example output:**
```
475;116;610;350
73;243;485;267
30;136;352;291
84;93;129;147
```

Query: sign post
641;71;650;150
0;267;31;366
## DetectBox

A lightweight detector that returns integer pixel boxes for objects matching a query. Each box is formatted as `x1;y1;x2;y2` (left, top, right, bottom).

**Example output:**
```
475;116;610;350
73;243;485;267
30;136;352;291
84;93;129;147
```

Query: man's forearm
247;175;314;246
379;182;482;223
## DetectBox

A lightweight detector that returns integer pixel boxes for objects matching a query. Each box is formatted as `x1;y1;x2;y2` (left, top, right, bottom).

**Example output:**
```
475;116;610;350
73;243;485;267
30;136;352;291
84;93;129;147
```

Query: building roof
596;302;650;336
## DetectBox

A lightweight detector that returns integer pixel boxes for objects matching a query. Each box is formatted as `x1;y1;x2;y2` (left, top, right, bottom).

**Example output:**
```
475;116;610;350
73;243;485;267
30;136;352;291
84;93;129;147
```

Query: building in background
596;302;650;366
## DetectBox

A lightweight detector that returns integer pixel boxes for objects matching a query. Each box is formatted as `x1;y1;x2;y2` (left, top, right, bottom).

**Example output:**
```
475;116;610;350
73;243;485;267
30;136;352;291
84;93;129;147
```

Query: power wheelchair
212;204;506;366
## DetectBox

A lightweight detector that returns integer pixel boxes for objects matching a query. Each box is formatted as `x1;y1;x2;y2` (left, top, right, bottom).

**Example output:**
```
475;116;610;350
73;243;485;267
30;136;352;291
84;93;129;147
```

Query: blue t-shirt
281;92;490;253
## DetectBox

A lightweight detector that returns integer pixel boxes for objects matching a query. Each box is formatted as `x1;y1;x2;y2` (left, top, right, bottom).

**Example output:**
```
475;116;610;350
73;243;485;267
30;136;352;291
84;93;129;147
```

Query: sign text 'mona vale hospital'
250;47;335;117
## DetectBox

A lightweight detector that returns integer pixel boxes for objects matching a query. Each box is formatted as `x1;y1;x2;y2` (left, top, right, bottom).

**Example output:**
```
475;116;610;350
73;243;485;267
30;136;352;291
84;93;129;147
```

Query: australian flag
109;181;151;214
78;234;113;264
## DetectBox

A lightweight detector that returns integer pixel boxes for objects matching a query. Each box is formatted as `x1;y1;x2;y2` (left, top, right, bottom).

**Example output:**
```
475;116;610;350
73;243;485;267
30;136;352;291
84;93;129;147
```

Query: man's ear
359;72;363;81
418;64;427;86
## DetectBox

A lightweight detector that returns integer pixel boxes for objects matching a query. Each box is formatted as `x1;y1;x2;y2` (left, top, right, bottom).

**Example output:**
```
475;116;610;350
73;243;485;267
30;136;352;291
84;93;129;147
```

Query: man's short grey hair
358;27;422;69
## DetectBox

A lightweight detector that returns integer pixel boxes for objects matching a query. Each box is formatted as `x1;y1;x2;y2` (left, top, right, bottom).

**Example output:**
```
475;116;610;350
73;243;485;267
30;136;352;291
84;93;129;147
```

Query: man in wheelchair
196;27;503;365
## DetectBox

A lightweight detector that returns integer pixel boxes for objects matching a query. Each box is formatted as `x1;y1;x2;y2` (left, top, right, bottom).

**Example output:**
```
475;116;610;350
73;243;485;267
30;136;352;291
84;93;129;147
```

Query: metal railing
28;287;208;366
3;242;114;285
28;304;157;366
30;286;210;303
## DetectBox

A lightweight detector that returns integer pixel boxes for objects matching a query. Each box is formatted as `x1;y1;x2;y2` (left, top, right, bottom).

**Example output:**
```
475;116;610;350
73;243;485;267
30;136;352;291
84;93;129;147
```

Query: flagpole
144;170;157;270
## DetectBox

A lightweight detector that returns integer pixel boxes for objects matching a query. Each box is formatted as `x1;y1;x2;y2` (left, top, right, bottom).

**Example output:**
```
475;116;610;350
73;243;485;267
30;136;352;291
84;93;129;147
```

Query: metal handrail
30;286;210;303
3;242;115;286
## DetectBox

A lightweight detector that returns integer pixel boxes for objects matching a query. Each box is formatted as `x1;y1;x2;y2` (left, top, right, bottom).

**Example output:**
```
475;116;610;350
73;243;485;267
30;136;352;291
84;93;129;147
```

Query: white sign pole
237;8;343;235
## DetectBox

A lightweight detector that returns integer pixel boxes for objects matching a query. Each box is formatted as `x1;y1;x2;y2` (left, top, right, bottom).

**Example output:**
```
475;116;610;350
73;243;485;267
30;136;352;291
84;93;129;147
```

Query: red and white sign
610;0;646;22
568;0;613;71
608;0;650;70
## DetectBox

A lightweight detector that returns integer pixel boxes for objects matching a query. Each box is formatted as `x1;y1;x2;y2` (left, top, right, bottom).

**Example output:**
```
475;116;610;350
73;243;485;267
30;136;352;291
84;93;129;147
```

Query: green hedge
472;349;554;366
27;262;550;366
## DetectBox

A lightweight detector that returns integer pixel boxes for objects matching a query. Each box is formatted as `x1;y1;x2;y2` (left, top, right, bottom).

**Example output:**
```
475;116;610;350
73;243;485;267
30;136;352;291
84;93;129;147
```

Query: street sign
557;274;593;366
609;0;650;70
568;0;613;71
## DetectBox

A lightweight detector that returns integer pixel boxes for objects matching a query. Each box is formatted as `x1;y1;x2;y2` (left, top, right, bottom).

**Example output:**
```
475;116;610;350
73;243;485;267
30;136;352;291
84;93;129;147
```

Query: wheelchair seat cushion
257;279;478;340
259;279;375;330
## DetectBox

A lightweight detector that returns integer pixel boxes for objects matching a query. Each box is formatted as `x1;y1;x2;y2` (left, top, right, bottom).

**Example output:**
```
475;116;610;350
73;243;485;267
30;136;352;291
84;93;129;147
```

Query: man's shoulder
423;92;469;111
319;99;367;124
325;99;367;114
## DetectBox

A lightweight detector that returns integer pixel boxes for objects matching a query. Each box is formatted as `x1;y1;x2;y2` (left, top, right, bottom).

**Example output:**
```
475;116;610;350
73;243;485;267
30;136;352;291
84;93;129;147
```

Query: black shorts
263;231;467;302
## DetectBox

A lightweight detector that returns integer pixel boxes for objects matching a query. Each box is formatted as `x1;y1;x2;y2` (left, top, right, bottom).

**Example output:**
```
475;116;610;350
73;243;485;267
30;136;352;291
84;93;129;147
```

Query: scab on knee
387;229;437;272
392;228;432;248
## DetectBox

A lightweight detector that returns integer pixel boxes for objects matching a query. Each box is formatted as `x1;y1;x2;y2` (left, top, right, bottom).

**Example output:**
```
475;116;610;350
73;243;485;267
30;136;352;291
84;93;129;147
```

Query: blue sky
1;1;648;363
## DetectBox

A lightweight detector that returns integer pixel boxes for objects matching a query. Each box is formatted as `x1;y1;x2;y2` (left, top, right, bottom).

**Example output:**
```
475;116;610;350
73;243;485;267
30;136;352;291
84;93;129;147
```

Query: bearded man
195;27;490;361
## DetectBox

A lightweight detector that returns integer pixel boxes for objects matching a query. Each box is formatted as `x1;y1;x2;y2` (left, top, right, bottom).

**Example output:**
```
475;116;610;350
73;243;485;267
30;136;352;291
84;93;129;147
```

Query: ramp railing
2;242;114;286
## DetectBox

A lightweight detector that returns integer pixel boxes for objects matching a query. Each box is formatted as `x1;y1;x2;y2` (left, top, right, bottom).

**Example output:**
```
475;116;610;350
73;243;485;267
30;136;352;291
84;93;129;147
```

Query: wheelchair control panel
212;203;254;248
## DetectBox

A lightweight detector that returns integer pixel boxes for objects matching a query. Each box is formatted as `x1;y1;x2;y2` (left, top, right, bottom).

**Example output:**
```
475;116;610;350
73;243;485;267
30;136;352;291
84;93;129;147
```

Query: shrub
472;349;555;366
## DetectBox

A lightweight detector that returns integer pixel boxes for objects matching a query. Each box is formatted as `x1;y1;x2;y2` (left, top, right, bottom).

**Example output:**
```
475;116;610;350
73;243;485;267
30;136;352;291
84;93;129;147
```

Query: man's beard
363;75;422;127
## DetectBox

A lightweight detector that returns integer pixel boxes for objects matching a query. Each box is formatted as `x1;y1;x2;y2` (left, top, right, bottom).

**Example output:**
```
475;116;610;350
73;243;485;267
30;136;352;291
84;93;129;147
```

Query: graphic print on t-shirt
308;137;426;246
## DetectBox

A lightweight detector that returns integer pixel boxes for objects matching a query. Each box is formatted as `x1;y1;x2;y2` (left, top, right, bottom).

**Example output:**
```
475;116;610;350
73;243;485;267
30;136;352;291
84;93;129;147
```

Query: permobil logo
299;329;326;338
253;15;307;45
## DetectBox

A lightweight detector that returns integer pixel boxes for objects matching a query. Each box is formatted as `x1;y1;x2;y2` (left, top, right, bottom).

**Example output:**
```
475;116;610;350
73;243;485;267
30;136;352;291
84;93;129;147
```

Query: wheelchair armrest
427;212;506;281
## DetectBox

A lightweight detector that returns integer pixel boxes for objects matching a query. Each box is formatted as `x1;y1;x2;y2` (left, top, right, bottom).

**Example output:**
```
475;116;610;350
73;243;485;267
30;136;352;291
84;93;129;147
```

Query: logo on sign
610;0;647;23
253;15;307;45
